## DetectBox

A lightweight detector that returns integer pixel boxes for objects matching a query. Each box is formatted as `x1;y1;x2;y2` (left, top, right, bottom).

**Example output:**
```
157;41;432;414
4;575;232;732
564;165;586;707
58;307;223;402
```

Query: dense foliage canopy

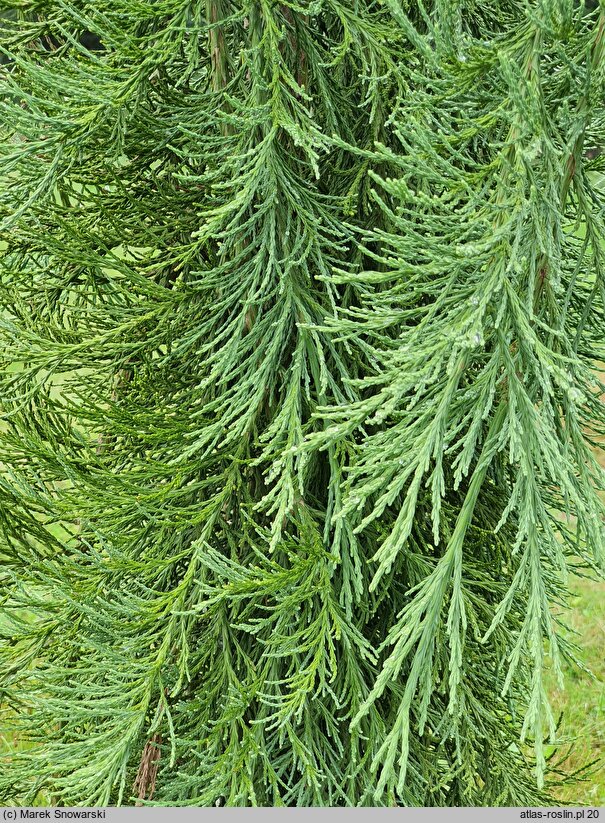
0;0;604;807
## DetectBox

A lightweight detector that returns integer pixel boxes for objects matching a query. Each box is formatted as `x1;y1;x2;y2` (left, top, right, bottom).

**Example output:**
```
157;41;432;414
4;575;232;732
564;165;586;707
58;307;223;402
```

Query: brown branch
133;733;162;805
206;0;230;94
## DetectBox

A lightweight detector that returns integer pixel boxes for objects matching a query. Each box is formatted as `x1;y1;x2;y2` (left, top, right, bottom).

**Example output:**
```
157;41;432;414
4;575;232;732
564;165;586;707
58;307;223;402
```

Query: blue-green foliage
0;0;604;807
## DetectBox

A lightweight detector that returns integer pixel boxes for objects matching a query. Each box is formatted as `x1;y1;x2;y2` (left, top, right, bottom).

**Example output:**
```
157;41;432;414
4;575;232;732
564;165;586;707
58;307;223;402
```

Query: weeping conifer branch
0;0;604;808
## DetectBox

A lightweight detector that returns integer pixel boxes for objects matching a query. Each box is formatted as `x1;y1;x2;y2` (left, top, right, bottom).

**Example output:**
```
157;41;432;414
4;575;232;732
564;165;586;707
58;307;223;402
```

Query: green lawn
547;576;605;806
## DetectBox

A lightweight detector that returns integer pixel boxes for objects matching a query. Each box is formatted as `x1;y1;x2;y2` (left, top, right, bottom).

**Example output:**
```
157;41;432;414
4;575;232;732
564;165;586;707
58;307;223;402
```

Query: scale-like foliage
0;0;604;807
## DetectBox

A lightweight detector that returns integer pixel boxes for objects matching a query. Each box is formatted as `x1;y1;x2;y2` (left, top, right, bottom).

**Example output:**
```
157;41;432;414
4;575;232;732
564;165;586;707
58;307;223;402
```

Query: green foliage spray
0;0;604;807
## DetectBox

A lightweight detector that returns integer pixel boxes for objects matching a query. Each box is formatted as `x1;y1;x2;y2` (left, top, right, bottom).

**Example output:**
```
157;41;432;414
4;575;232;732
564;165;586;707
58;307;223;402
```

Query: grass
547;575;605;805
547;385;605;806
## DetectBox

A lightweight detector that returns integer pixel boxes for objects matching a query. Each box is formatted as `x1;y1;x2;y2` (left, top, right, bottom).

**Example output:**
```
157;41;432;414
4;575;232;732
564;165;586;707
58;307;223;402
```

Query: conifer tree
0;0;604;807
